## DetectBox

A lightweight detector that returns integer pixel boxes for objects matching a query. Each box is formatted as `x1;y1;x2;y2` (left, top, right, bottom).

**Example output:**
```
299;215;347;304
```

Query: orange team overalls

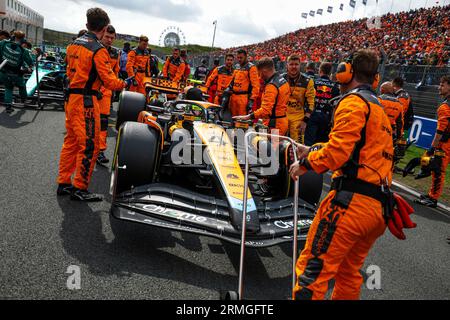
99;46;120;153
163;56;186;83
395;88;413;132
293;86;393;300
252;72;289;136
205;65;234;104
428;98;450;200
206;67;218;103
379;93;404;141
183;61;191;82
126;47;151;95
58;32;125;190
283;73;316;143
229;62;260;117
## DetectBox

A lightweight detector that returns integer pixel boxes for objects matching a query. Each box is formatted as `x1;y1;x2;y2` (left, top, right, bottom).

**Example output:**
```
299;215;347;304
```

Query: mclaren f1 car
109;77;323;249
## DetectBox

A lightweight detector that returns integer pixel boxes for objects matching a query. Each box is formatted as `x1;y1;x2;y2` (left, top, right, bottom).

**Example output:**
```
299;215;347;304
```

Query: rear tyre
277;141;323;205
116;91;146;130
113;122;161;196
298;171;323;206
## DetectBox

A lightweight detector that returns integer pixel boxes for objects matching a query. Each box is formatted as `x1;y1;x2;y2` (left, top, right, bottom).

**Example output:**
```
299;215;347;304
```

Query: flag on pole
213;20;217;25
301;13;308;19
349;0;356;8
309;10;315;17
363;0;368;5
328;6;333;13
340;3;344;10
317;9;323;15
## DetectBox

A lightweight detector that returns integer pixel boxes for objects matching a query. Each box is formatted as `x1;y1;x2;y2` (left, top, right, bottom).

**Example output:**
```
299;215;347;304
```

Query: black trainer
71;189;103;202
97;152;110;165
57;184;74;196
414;196;437;208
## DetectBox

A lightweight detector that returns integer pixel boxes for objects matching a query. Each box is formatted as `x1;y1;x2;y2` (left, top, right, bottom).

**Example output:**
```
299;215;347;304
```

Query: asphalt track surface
0;102;449;300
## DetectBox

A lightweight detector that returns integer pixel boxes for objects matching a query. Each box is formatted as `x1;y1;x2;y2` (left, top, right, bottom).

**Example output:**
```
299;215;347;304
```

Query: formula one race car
0;58;67;107
23;59;66;104
110;77;323;249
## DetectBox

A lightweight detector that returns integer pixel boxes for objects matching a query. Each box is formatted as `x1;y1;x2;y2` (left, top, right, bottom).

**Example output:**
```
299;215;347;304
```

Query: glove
124;76;137;89
387;193;417;240
247;99;254;113
426;147;435;156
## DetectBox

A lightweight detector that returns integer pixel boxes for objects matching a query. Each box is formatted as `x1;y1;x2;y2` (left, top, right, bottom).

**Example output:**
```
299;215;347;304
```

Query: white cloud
19;0;446;48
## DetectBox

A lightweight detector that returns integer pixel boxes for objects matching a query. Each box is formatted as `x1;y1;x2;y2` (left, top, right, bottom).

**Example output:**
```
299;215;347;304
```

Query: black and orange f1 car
110;77;323;248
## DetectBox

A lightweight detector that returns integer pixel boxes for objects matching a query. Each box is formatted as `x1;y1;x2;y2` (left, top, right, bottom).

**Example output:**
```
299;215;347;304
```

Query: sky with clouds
20;0;449;48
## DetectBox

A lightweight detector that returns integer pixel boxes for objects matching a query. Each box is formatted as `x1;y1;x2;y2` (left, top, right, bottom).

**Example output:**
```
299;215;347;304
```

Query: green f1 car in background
23;59;66;105
0;58;67;108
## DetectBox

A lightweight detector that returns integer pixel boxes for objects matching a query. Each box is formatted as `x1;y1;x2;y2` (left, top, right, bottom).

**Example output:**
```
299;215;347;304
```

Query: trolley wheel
223;291;239;301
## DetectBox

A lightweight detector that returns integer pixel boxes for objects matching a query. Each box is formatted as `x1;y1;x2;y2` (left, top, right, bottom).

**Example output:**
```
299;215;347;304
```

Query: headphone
336;53;380;90
336;54;354;85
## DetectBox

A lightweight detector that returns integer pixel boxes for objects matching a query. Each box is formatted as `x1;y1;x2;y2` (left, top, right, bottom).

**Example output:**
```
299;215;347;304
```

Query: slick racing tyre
112;122;161;196
298;171;323;206
277;141;323;205
116;91;147;130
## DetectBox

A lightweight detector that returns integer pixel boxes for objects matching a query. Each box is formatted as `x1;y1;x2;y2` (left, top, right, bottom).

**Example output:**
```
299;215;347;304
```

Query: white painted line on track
392;180;450;214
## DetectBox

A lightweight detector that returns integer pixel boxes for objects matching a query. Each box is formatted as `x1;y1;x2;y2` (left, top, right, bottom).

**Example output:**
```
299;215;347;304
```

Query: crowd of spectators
206;5;449;67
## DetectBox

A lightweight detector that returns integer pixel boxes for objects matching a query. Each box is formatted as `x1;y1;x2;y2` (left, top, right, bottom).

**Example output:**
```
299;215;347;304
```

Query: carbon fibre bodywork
112;184;315;248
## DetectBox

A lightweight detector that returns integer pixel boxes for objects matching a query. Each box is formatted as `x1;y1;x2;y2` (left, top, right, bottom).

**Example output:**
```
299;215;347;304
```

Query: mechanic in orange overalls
206;58;220;103
415;76;450;208
205;54;234;104
290;49;394;300
378;81;404;142
97;25;120;165
233;57;289;136
227;49;260;117
180;50;191;82
162;47;186;83
282;54;316;143
57;8;130;202
126;35;150;95
393;77;414;134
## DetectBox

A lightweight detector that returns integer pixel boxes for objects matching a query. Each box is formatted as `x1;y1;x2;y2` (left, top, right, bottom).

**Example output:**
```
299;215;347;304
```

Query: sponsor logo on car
227;173;239;180
142;204;208;223
274;220;313;229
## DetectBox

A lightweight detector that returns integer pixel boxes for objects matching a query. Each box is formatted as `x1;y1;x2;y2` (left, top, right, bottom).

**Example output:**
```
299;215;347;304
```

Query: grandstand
208;5;449;68
191;5;449;119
